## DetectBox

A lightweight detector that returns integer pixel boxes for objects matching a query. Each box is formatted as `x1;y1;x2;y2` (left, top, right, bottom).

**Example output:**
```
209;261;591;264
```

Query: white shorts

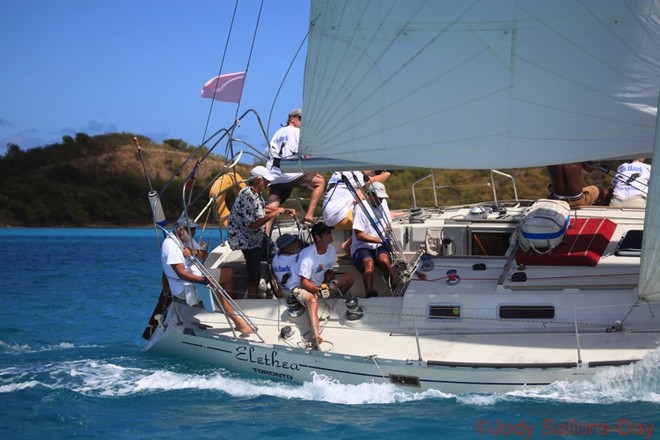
610;195;646;208
173;284;201;306
292;287;315;306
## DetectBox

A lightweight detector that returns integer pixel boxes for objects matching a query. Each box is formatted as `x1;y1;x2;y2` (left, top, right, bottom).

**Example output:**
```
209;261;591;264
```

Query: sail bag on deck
518;200;571;253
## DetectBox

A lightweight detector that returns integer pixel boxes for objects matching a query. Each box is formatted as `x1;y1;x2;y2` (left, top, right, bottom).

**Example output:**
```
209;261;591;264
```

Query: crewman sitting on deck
609;158;651;208
272;233;303;294
161;214;252;336
322;170;392;254
546;162;603;208
288;222;354;349
351;182;395;298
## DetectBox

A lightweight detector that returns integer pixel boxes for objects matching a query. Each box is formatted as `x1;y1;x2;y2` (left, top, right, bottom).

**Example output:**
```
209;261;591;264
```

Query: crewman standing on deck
265;108;325;230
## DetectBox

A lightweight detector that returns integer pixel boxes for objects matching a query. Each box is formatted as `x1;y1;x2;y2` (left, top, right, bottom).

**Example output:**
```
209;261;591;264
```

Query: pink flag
201;71;246;103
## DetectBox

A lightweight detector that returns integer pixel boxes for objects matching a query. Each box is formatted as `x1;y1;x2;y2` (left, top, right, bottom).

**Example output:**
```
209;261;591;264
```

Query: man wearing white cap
266;108;325;227
228;166;297;298
350;182;395;297
162;213;253;335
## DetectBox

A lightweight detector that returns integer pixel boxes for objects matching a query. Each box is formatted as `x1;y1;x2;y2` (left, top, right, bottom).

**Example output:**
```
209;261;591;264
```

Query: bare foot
236;321;253;337
311;334;323;350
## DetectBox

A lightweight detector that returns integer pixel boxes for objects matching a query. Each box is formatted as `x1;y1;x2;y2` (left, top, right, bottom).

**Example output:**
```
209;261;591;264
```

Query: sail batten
301;0;660;169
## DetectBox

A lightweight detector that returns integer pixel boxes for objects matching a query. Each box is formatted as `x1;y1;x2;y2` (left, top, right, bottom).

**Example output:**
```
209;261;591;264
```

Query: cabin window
428;304;461;319
499;305;555;320
470;232;512;256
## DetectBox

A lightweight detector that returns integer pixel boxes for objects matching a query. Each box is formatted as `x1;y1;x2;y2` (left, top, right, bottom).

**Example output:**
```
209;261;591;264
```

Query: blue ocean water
1;228;659;440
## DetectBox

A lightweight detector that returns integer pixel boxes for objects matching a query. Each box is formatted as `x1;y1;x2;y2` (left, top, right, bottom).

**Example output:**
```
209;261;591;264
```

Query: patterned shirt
227;186;266;250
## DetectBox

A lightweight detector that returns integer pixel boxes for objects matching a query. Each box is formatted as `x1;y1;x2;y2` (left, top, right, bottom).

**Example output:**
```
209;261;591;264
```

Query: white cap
368;182;389;199
250;165;275;181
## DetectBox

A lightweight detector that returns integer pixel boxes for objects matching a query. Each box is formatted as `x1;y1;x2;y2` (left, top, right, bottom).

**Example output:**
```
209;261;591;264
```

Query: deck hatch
428;304;461;319
499;305;554;319
470;231;512;256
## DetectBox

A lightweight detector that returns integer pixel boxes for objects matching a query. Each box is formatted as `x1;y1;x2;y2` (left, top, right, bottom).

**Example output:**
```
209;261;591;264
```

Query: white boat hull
145;294;659;394
144;202;660;393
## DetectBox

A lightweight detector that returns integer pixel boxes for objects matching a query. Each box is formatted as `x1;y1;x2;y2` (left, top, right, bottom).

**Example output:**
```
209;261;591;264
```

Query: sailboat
142;0;660;393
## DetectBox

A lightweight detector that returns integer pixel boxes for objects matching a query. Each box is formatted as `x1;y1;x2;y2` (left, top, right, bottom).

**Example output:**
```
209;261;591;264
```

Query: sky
0;0;310;162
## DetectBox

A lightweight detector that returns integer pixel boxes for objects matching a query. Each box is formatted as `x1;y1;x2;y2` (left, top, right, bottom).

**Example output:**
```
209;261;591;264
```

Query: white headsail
300;0;660;169
640;104;660;301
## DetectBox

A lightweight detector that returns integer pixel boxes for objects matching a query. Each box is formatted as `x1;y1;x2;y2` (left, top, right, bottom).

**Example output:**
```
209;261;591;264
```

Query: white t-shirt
612;160;651;200
161;234;204;303
322;171;367;226
350;200;392;255
266;125;303;184
290;243;336;289
327;171;365;187
272;252;300;291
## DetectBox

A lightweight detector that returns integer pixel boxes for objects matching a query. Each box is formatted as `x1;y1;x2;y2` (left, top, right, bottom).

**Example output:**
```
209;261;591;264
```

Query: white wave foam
3;349;659;404
0;340;32;354
0;359;448;404
505;348;660;404
0;340;92;355
132;370;449;404
456;393;501;406
0;380;42;393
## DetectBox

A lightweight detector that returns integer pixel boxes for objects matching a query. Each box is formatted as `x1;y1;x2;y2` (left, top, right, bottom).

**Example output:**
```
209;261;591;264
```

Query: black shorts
241;236;272;281
352;246;391;273
267;173;320;204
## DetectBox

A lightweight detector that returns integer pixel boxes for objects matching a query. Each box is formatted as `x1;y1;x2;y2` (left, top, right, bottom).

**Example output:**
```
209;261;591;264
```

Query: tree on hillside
164;139;191;150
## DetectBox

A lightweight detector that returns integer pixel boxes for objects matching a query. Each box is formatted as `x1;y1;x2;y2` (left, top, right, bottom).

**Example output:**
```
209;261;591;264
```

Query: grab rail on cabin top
490;169;519;205
411;173;438;209
411;169;519;210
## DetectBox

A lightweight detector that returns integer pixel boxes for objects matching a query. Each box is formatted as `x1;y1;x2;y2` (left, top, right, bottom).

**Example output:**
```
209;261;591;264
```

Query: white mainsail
300;0;660;169
299;1;660;301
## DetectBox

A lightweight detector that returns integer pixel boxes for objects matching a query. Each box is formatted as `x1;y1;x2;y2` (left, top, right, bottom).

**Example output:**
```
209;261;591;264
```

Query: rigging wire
201;0;240;146
267;29;310;134
227;0;266;160
199;0;267;161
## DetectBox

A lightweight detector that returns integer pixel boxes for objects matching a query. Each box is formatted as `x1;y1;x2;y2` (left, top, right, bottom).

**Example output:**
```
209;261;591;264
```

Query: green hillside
0;133;619;227
0;133;250;226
